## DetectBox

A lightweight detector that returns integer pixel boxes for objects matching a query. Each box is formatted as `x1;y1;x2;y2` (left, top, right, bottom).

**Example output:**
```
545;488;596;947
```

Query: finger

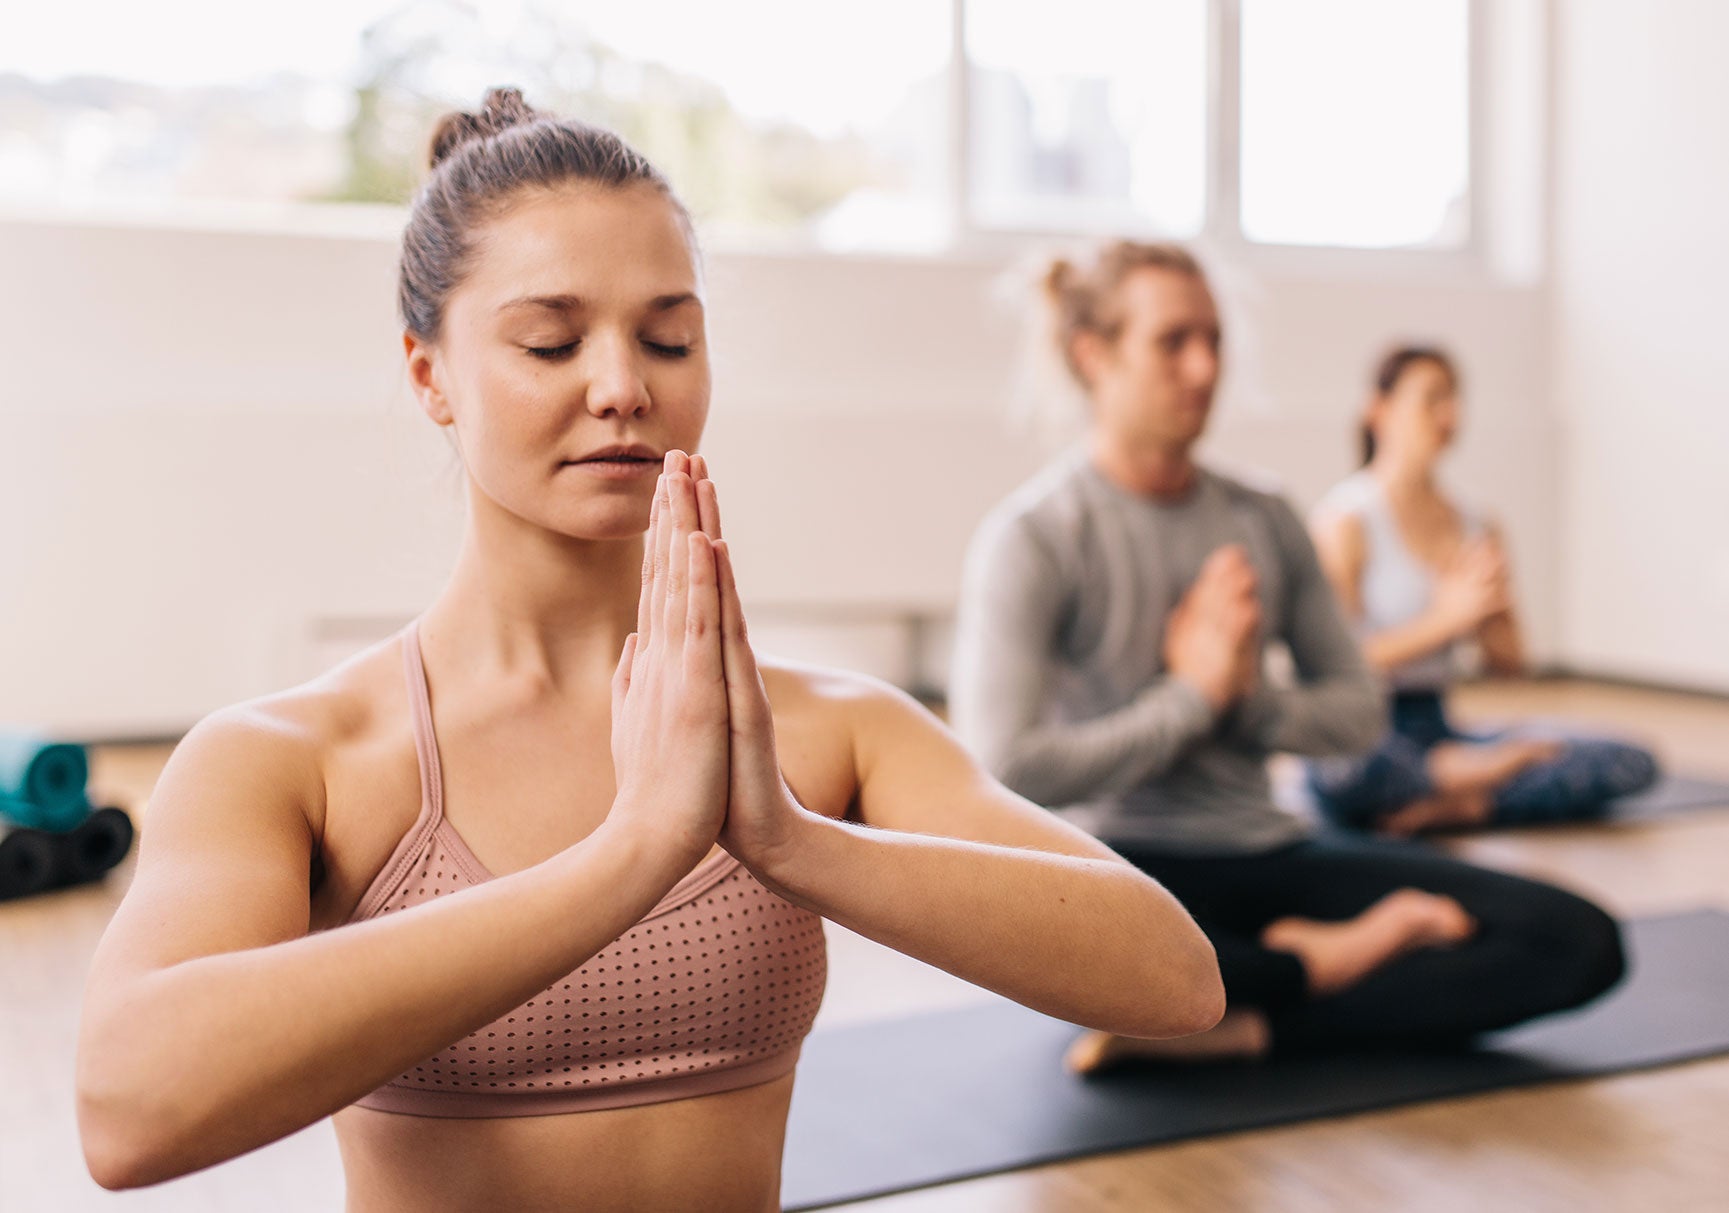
612;632;638;710
684;532;723;681
689;453;721;537
696;478;722;540
641;473;669;643
669;467;701;536
662;475;694;645
715;539;770;723
666;449;691;477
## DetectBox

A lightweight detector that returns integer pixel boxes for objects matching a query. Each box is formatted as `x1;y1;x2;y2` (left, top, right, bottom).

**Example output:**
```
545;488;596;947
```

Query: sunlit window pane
0;0;950;252
966;0;1207;236
1240;0;1469;248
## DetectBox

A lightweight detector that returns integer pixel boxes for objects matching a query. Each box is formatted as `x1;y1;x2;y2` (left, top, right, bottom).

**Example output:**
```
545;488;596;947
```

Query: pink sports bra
346;622;828;1118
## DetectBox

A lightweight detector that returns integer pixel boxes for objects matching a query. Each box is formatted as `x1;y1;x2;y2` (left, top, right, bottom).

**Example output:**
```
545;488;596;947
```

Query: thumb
611;632;638;714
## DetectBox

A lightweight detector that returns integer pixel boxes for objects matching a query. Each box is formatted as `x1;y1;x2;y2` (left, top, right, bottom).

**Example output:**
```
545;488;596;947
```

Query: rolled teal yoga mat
0;733;90;831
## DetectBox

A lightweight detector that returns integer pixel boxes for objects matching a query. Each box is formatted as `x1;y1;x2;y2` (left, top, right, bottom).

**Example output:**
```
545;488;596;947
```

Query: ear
403;331;455;427
1361;391;1386;429
1070;329;1111;391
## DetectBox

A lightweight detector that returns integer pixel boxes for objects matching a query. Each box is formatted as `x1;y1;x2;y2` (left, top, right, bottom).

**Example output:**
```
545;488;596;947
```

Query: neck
1089;432;1199;501
1369;449;1439;500
421;491;644;694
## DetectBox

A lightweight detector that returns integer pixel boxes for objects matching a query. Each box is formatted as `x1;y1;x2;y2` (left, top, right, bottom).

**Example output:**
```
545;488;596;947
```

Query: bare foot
1261;889;1477;996
1065;1010;1271;1075
1377;789;1493;837
1429;739;1565;795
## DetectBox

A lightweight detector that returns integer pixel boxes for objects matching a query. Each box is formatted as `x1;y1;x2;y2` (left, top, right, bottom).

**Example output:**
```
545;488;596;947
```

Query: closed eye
645;340;693;358
526;342;578;361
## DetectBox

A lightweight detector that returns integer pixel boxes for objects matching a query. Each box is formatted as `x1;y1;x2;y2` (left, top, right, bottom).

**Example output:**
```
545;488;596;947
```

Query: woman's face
1372;358;1459;464
406;181;709;541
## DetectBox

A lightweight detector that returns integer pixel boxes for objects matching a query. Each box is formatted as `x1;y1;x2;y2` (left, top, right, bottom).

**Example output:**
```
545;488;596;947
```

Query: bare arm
1312;509;1507;677
78;461;730;1189
702;528;1223;1041
76;714;687;1189
1475;524;1527;675
766;683;1224;1039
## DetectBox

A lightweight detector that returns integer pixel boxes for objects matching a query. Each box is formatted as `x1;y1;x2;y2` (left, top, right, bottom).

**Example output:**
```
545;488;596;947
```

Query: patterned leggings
1305;690;1660;830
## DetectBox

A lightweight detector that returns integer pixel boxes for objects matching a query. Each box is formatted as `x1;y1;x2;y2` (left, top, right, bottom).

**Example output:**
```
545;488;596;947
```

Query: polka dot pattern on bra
369;828;828;1097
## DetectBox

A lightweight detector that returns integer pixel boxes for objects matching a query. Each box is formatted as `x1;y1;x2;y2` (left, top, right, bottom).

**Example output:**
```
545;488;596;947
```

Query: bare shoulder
1310;508;1367;587
758;657;936;741
153;635;407;842
757;658;944;820
1312;505;1366;552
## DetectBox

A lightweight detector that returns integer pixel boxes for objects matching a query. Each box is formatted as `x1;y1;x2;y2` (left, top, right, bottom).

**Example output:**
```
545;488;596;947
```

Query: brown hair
1360;344;1458;464
398;86;688;341
1039;240;1206;387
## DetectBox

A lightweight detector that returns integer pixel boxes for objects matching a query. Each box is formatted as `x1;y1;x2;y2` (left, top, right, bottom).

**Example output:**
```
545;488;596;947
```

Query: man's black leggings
1119;834;1626;1053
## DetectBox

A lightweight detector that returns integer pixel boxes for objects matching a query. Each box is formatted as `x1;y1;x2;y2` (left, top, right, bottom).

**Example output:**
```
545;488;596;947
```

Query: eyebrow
496;292;700;314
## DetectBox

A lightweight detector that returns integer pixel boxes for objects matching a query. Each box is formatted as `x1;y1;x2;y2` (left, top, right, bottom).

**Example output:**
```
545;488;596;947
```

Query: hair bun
1040;257;1074;302
427;86;543;170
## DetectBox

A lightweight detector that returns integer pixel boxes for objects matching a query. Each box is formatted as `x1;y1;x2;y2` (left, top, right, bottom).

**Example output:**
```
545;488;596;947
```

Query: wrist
1425;603;1472;643
1176;669;1235;713
732;800;829;901
588;807;712;886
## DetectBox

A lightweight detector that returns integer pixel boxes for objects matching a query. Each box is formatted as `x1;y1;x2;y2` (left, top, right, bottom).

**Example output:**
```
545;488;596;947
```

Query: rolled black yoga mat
782;910;1729;1211
0;807;134;903
0;827;58;900
56;806;135;885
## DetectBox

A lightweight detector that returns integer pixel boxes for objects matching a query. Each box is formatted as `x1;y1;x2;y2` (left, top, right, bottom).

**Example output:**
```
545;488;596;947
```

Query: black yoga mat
0;807;134;902
1608;774;1729;822
782;910;1729;1211
0;827;58;899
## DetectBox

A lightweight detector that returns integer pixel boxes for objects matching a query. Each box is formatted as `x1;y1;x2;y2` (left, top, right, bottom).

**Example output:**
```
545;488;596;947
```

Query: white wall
1551;1;1729;693
0;214;1552;736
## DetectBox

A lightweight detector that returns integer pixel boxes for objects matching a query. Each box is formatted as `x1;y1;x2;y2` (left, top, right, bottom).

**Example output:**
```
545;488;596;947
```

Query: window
1238;0;1471;249
1;0;1481;257
0;0;950;250
965;0;1207;238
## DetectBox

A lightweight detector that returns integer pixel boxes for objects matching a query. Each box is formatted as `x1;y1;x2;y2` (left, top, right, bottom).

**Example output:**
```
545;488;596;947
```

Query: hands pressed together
1163;544;1263;712
607;451;811;878
1431;535;1513;636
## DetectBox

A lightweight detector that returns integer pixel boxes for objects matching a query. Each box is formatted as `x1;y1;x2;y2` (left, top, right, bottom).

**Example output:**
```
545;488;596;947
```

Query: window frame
0;0;1501;276
949;0;1494;278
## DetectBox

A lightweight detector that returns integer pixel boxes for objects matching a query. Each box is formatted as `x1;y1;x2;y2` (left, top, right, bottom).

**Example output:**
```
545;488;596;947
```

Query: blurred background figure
950;243;1624;1072
1306;346;1659;836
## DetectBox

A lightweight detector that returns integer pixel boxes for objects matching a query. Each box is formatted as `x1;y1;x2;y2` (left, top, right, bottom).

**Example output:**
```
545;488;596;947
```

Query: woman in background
1306;345;1658;836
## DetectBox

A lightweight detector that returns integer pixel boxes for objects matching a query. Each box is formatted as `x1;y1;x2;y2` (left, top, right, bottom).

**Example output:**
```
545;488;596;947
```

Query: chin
542;500;651;543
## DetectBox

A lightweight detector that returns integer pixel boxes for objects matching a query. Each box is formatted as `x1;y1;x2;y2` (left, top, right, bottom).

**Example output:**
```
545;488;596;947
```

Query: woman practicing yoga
1305;346;1659;835
74;91;1223;1211
951;240;1626;1069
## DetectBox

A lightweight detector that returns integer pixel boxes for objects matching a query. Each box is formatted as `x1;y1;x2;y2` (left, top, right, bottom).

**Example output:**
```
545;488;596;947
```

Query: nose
1185;336;1220;390
584;331;651;420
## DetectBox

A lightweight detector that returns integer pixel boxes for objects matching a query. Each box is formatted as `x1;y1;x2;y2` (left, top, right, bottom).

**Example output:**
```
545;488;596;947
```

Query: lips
566;443;661;465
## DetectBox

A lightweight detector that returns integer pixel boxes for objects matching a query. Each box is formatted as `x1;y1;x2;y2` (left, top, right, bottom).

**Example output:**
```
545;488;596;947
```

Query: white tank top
1311;471;1483;692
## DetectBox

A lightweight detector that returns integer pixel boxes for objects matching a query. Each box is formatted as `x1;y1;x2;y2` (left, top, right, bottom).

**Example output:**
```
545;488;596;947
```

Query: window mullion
1206;0;1244;247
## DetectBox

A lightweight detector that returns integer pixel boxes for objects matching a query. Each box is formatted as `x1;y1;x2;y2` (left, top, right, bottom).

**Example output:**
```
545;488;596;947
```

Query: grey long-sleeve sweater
950;450;1386;855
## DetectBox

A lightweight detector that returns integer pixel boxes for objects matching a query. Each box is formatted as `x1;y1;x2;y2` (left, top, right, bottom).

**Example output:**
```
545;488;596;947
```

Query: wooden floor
3;679;1726;1211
